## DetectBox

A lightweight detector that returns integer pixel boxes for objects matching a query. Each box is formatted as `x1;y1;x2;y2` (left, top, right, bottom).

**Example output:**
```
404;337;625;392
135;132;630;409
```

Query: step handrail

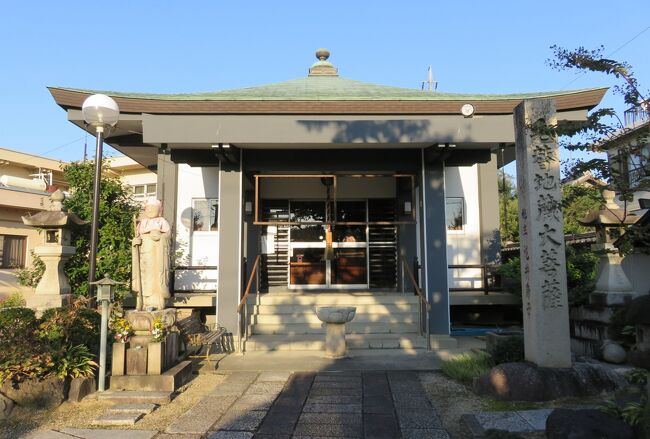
401;257;431;351
237;254;261;353
237;254;261;313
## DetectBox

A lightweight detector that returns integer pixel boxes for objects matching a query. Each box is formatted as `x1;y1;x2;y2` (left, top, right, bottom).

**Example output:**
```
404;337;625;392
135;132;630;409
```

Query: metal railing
624;105;649;127
447;264;503;295
236;254;261;353
401;257;431;351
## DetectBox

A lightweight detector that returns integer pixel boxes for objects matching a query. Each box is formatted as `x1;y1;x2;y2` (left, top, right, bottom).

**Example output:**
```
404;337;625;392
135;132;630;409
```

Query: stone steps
97;390;173;405
251;312;417;325
92;399;160;427
242;333;459;351
108;403;158;414
246;292;424;350
250;302;420;314
251;293;420;306
92;412;144;426
250;321;419;335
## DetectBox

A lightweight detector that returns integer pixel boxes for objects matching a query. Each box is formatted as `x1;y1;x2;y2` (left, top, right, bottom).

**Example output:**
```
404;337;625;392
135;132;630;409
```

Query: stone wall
569;305;617;357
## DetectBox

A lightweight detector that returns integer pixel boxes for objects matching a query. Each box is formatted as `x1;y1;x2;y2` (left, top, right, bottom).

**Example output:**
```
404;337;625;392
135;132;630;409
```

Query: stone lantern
578;190;639;306
21;190;85;314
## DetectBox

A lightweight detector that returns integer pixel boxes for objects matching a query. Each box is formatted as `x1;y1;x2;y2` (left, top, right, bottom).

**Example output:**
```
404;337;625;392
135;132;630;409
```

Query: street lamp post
81;94;119;298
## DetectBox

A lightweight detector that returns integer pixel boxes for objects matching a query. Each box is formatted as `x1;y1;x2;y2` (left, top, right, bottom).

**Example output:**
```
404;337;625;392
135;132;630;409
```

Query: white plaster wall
445;165;482;289
174;164;220;291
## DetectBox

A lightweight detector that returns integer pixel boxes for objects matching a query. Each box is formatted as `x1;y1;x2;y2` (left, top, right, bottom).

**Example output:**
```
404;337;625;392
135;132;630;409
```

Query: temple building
48;49;606;351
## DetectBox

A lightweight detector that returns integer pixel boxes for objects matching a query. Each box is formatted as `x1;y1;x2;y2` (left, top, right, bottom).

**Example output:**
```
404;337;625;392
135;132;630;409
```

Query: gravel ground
420;371;614;439
420;371;484;439
0;373;226;438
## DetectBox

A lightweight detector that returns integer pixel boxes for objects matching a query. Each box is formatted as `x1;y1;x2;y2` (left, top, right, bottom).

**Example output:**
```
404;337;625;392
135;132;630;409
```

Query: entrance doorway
255;174;412;292
288;200;367;289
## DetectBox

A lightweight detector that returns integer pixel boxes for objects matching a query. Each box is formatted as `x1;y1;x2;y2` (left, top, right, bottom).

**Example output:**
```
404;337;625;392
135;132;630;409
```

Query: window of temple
190;198;219;266
446;197;464;231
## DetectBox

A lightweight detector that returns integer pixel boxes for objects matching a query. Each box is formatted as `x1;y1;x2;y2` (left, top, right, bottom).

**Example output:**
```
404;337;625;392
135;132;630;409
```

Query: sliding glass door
288;200;368;289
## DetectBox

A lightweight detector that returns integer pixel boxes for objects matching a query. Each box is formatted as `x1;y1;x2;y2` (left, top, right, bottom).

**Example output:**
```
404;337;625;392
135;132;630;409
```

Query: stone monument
21;190;85;315
578;190;639;306
514;99;571;368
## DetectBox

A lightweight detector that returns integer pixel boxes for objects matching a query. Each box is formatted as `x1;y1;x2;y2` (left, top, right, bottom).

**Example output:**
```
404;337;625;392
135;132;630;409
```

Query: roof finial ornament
309;48;338;77
316;48;330;61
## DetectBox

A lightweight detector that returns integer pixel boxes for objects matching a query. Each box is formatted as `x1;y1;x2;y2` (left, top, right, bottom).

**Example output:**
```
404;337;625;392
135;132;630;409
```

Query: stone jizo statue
132;197;171;311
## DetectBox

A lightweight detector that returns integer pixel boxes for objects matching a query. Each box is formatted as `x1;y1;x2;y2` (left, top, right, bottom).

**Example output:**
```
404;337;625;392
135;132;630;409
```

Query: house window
446;198;464;231
0;235;27;268
190;198;219;267
131;184;157;202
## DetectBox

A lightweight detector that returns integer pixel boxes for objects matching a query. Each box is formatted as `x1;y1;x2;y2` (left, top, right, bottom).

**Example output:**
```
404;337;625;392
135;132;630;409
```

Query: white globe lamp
82;94;119;128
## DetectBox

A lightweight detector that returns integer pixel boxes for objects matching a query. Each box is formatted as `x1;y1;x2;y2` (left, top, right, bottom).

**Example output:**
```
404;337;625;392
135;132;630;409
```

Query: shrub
489;335;525;365
642;399;650;439
497;247;598;307
0;291;25;308
15;252;45;288
0;349;55;385
441;351;494;385
38;299;101;354
609;306;638;349
52;344;97;379
627;368;648;386
565;246;598;306
497;258;522;303
601;399;647;428
0;307;37;341
0;302;100;386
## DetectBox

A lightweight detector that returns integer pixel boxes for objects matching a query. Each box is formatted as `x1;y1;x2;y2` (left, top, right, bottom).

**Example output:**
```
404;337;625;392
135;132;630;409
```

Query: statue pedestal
26;245;75;315
126;308;176;350
109;309;191;392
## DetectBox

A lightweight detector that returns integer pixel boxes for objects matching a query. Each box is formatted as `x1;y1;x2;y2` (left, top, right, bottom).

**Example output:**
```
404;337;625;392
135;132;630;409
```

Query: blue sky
0;1;648;164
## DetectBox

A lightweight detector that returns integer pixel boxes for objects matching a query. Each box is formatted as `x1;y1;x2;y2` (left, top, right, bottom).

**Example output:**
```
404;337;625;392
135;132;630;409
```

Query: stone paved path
29;371;450;439
199;371;449;438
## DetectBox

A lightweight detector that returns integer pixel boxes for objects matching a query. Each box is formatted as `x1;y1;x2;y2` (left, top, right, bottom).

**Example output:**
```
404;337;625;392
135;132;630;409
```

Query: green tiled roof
53;76;605;102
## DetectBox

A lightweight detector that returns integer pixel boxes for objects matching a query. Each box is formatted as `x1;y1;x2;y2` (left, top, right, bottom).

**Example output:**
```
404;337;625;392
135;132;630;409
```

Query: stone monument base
108;360;192;392
589;291;639;307
25;293;72;316
473;361;627;401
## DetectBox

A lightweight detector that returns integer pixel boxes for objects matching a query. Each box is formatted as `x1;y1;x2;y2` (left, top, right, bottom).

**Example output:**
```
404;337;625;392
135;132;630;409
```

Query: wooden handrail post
236;254;262;353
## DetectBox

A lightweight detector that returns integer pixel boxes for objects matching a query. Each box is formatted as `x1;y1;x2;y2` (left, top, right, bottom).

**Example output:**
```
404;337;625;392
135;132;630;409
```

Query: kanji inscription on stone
514;98;571;368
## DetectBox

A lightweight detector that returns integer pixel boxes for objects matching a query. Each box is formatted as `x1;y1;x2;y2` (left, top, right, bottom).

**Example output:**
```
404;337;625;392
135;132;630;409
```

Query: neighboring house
608;104;650;214
48;50;605;349
0;148;67;269
607;104;650;294
106;155;157;203
0;150;156;272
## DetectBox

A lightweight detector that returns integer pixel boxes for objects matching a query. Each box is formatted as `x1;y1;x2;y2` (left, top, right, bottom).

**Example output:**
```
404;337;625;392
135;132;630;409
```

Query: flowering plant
110;315;132;343
151;317;166;342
